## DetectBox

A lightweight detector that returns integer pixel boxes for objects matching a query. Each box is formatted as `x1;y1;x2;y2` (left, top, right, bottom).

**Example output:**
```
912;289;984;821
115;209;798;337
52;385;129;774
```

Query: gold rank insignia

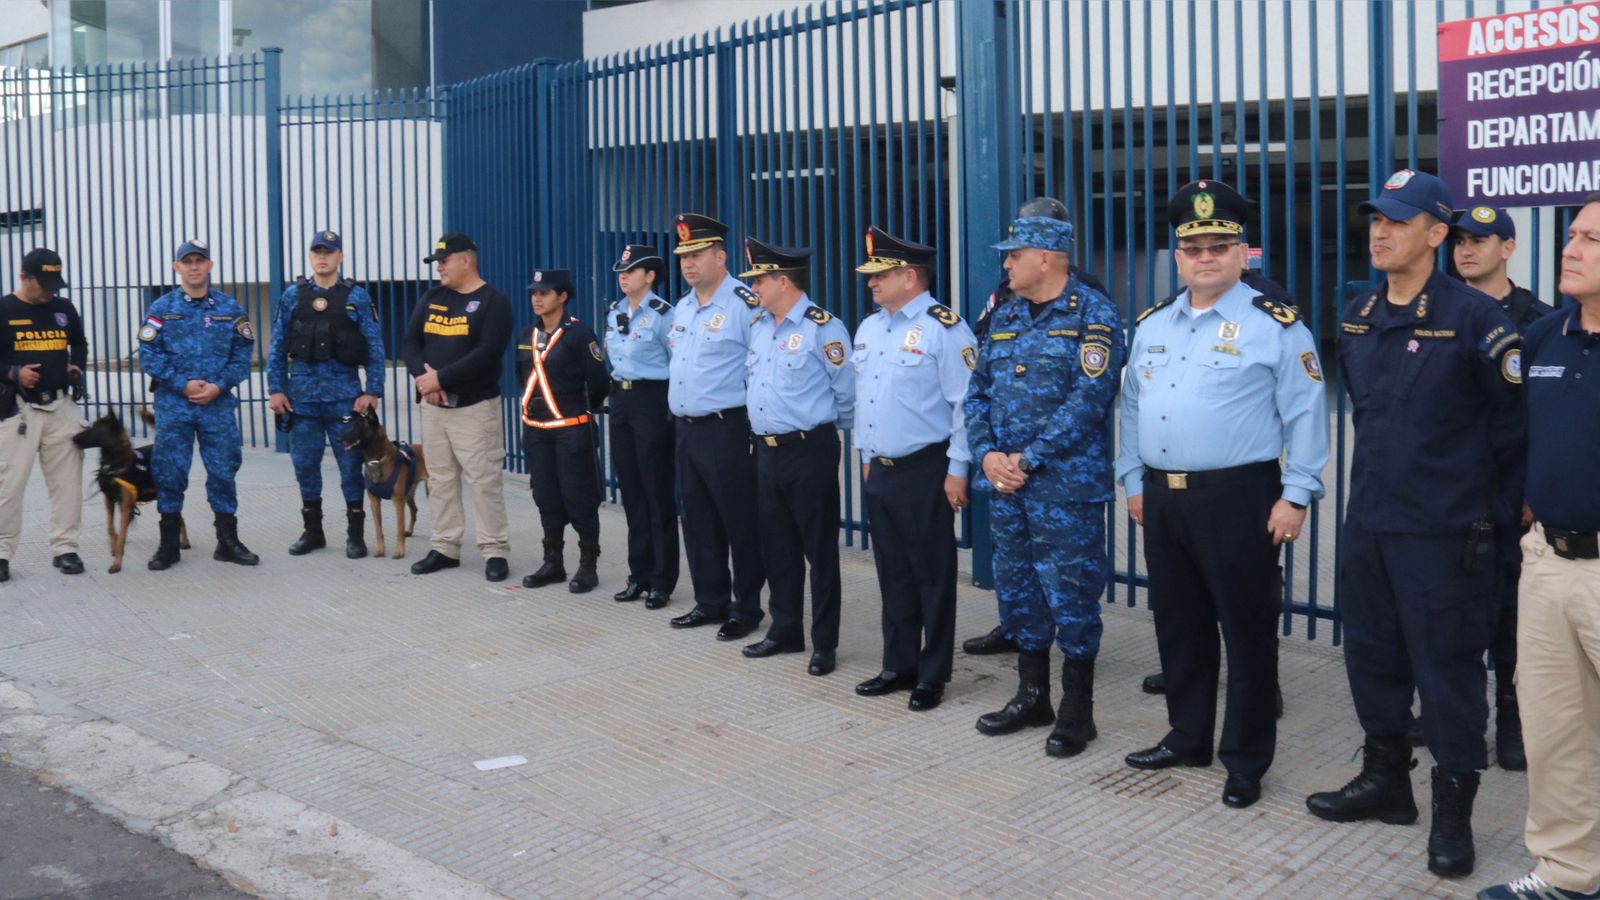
804;306;832;325
824;341;846;366
927;304;960;327
1252;295;1298;327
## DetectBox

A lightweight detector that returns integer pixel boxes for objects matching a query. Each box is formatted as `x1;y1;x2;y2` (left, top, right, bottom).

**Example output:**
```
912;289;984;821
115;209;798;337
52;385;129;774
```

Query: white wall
0;0;49;49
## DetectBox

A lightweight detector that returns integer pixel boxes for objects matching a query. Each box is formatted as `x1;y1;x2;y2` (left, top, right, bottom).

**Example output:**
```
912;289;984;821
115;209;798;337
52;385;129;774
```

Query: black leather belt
1146;460;1279;491
25;388;63;405
679;406;747;425
1545;526;1600;560
613;379;666;391
873;441;949;468
754;424;833;448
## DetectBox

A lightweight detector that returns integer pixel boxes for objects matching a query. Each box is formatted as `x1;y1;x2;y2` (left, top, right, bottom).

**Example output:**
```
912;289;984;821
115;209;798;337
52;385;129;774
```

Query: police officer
1116;180;1330;809
1306;171;1524;879
665;213;766;641
965;207;1124;758
266;230;386;559
140;239;259;569
0;248;87;580
402;233;514;582
851;227;976;711
603;245;678;609
517;269;611;593
1476;192;1600;900
737;238;854;678
1451;204;1553;772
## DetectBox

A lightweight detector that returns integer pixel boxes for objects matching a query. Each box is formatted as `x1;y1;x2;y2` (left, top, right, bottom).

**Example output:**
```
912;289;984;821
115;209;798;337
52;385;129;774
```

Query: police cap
1167;179;1248;238
527;268;575;297
21;248;67;292
1452;206;1515;240
612;244;664;273
423;232;477;263
672;213;729;255
737;236;811;279
855;225;936;274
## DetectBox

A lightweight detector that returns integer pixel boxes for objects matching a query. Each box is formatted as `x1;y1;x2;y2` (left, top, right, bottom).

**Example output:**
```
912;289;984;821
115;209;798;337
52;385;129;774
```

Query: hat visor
36;274;66;292
991;237;1033;251
612;256;662;273
1449;219;1497;238
1357;197;1425;222
673;238;722;256
855;258;905;275
422;250;456;264
310;240;340;252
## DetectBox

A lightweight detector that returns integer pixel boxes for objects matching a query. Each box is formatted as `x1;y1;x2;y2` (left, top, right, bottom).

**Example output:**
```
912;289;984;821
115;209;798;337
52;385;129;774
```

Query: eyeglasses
1175;241;1242;259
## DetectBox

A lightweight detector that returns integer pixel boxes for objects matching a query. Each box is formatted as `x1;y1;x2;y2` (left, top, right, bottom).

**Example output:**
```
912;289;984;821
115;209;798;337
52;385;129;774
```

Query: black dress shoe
743;637;804;658
0;559;10;582
485;557;509;582
1223;772;1262;809
807;651;836;677
613;581;645;602
410;550;461;575
644;591;671;610
908;683;944;711
855;672;916;696
716;618;756;641
670;608;726;629
1125;744;1212;770
1142;672;1166;694
52;553;85;575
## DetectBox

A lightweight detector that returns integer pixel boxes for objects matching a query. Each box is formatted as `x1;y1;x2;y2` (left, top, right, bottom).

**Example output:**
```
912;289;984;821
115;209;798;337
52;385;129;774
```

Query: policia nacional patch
1081;341;1111;379
1301;351;1323;383
1501;347;1522;384
824;341;846;366
962;346;977;371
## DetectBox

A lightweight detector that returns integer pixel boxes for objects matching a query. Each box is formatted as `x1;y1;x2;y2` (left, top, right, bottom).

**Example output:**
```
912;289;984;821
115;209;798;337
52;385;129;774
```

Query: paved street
0;447;1535;898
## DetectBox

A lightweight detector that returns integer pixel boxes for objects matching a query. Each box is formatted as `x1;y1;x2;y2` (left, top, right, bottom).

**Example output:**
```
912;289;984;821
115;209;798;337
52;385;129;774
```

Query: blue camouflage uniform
267;277;386;504
966;230;1125;660
138;288;256;515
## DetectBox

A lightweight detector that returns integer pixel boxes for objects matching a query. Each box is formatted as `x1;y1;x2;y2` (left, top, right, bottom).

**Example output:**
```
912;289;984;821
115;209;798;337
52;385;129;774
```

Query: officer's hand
17;364;41;389
415;363;441;395
983;451;1022;494
353;394;379;416
1006;452;1030;489
188;383;222;406
268;393;294;415
861;462;870;483
1268;499;1307;546
945;475;969;512
422;389;447;407
1128;494;1144;527
1521;502;1535;530
67;364;82;378
184;379;209;399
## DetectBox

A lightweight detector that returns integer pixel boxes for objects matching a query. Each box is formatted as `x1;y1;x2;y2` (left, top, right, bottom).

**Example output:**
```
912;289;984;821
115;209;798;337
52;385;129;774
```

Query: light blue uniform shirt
604;291;673;381
851;292;977;478
667;274;762;417
1115;278;1330;505
746;295;855;434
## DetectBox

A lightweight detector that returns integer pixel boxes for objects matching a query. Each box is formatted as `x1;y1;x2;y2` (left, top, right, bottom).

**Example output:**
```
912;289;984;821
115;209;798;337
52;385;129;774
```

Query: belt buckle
621;380;634;390
764;435;778;448
1166;472;1188;490
879;456;894;467
1551;530;1571;556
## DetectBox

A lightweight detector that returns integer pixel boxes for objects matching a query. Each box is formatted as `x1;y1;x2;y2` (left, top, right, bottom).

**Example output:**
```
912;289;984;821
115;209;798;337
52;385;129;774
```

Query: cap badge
41;264;61;273
191;239;208;250
1472;207;1496;223
621;248;632;262
534;270;543;280
323;231;336;241
864;231;875;256
677;222;692;242
436;241;447;250
1385;170;1415;190
1193;192;1215;219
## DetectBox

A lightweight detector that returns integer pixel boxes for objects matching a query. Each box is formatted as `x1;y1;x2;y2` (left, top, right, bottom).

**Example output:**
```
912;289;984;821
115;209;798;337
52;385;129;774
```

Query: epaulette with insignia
1135;296;1176;324
804;306;833;325
927;303;961;327
1253;295;1299;327
608;300;620;312
648;297;672;315
734;285;760;308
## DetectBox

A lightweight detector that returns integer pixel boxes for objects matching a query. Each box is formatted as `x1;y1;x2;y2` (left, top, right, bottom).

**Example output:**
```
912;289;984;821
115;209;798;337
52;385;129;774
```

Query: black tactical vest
285;278;367;366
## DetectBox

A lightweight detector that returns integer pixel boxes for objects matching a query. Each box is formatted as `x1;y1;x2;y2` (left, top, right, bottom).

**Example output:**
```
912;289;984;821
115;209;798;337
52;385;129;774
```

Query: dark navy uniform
1337;270;1525;774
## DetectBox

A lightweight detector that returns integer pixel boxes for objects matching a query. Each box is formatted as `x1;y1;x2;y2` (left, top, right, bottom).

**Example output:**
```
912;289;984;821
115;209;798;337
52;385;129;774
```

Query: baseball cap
1358;170;1454;223
310;229;342;252
173;239;211;262
20;248;67;292
1451;206;1515;240
423;232;477;263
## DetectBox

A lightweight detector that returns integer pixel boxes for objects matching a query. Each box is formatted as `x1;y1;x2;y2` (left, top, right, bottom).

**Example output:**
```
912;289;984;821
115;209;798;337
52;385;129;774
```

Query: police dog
72;409;189;573
340;409;426;559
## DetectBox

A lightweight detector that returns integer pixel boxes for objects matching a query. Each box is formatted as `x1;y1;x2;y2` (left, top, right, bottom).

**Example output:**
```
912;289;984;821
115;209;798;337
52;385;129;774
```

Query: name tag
1342;322;1371;335
1528;365;1565;378
1414;329;1456;339
1047;329;1079;338
989;332;1017;342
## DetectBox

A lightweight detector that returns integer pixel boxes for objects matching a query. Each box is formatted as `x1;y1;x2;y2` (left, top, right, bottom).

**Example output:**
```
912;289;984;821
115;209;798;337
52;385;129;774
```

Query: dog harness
364;441;419;501
520;325;591;429
109;448;159;503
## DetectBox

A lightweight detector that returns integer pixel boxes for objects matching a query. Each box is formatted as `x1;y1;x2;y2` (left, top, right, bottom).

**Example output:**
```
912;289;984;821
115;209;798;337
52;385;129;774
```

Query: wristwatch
1017;457;1035;474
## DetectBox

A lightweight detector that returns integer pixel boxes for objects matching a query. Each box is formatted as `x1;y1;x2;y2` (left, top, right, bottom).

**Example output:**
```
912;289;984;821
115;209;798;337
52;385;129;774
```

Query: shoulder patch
648;297;672;315
1135;297;1175;324
804;306;833;326
735;285;760;308
235;317;256;342
823;340;846;366
1253;295;1299;327
927;303;961;327
1501;347;1522;384
590;341;605;362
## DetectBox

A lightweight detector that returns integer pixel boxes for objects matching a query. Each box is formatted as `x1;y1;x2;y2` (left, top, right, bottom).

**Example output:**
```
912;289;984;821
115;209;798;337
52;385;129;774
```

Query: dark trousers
1341;519;1496;772
609;382;679;594
676;412;765;626
1490;523;1523;687
864;443;956;684
755;425;842;651
1144;462;1281;778
525;424;602;540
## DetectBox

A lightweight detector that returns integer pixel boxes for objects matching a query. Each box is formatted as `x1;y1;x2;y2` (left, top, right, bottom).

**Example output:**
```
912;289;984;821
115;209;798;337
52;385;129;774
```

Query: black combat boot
147;513;184;570
975;650;1056;736
569;538;600;594
962;625;1018;655
288;500;325;555
1495;679;1526;771
1045;658;1098;757
213;514;260;566
1428;768;1480;877
521;531;566;588
1305;735;1419;824
344;502;368;559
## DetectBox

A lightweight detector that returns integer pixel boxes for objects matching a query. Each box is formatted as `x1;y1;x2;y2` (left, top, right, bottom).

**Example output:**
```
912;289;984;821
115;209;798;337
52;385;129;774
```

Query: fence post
1367;2;1395;198
714;34;739;232
262;48;288;452
955;0;1014;590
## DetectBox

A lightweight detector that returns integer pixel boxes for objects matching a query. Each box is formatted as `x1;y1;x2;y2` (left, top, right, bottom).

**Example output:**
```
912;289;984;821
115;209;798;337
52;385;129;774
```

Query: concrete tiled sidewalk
0;449;1534;897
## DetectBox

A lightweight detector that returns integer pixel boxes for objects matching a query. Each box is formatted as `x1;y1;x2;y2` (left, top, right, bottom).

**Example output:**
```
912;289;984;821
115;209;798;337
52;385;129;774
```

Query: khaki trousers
420;399;510;559
0;400;84;560
1519;526;1600;894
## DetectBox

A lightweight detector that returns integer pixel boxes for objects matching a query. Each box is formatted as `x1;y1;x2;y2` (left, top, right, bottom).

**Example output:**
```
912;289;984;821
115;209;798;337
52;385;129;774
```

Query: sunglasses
1175;241;1242;259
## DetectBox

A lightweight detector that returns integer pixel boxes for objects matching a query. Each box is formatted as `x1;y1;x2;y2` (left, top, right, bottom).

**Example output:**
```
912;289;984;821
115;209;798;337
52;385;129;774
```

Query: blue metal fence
0;1;1581;642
